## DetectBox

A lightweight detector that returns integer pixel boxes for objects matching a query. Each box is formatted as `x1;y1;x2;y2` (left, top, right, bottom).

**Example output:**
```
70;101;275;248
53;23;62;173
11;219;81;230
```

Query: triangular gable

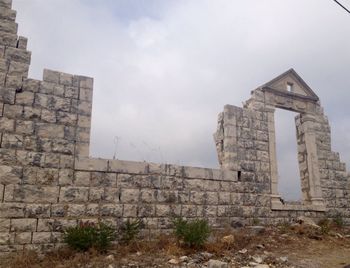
260;68;319;100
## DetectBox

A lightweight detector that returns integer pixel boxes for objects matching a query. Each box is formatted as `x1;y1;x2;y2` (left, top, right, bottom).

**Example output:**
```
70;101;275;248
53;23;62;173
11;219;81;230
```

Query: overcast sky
12;0;350;200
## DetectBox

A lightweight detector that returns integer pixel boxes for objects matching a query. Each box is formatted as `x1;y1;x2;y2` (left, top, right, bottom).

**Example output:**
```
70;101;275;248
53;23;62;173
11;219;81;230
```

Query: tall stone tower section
0;0;94;252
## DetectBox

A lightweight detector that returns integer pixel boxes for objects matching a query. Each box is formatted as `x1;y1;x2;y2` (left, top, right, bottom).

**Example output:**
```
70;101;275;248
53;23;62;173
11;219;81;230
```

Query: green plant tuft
173;218;211;248
317;218;331;235
63;221;115;252
333;215;344;228
120;219;142;244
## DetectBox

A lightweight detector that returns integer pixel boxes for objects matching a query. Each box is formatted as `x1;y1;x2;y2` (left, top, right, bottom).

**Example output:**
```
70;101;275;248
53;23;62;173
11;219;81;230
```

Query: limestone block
23;136;48;152
78;76;93;89
198;205;217;217
0;219;10;232
123;204;137;217
15;120;34;134
52;139;74;155
0;117;14;131
0;0;12;8
50;204;66;218
59;72;73;86
56;111;77;125
183;179;205;191
5;47;30;64
10;219;36;232
1;133;23;148
74;171;91;186
43;69;59;84
206;192;219;205
58;169;74;186
52;96;71;112
77;128;90;142
1;87;16;103
120;189;140;203
0;6;15;20
8;61;29;77
181;205;197;217
157;190;178;203
34;168;59;185
77;115;91;128
100;204;122;217
59;155;74;169
85;204;99;217
0;20;17;34
0;184;3;200
37;219;76;232
104;188;120;202
221;170;238;181
17;36;27;49
64;88;79;102
79;88;93;102
35;123;64;139
118;174;159;189
178;191;190;204
0;31;17;47
183;166;214;179
0;165;21;184
137;204;155;217
32;232;51;244
218;192;231;205
59;187;89;203
0;203;25;218
156;204;181;217
0;232;14;245
230;193;243;205
190;191;205;205
75;142;89;156
90;172;117;187
256;150;269;162
89;187;105;202
13;232;32;244
67;204;86;217
140;189;157;203
160;176;183;190
75;100;92;115
23;106;40;120
74;157;108;172
5;185;59;203
43;153;60;168
108;159;148;174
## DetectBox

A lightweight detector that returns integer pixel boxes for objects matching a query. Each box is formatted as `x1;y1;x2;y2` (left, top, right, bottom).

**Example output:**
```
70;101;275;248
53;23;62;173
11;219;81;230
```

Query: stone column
300;114;324;207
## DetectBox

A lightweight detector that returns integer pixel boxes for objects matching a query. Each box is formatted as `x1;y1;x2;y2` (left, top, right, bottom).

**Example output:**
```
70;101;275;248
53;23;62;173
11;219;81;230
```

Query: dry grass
1;224;350;268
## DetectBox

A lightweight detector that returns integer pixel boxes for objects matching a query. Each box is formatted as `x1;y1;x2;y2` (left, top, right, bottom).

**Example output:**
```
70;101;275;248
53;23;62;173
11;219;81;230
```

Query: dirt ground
1;223;350;268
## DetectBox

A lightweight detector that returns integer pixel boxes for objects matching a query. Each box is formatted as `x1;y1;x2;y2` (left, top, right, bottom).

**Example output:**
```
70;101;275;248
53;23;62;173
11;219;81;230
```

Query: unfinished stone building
0;0;349;253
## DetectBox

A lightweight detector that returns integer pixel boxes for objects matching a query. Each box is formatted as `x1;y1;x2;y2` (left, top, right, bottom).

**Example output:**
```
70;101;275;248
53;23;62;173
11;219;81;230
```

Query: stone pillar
300;114;324;207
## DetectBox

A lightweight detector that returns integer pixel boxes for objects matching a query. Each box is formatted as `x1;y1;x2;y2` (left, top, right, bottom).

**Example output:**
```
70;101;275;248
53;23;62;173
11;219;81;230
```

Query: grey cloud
12;0;350;200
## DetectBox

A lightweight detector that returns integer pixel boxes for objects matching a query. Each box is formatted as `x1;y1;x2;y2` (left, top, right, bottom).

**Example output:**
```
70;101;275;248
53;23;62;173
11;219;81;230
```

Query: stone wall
0;0;349;253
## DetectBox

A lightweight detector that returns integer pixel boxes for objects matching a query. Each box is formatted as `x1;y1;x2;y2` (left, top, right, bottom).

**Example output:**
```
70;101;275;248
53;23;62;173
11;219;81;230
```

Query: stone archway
214;69;327;211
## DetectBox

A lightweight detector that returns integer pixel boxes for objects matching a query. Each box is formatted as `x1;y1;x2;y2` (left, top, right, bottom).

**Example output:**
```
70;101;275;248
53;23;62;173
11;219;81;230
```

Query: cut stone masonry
0;0;349;253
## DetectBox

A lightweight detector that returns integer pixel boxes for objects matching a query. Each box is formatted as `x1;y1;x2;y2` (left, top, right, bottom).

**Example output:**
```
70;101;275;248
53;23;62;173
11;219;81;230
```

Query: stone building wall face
0;0;349;253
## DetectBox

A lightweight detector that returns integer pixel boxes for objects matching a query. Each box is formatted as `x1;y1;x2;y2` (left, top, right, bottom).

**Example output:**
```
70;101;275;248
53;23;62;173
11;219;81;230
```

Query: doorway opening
274;109;302;201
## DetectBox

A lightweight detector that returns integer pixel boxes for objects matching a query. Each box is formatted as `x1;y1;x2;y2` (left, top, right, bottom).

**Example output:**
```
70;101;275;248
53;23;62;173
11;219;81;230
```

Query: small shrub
318;218;331;235
333;215;344;228
173;218;211;248
120;219;142;244
278;220;291;234
64;221;115;252
252;218;260;226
